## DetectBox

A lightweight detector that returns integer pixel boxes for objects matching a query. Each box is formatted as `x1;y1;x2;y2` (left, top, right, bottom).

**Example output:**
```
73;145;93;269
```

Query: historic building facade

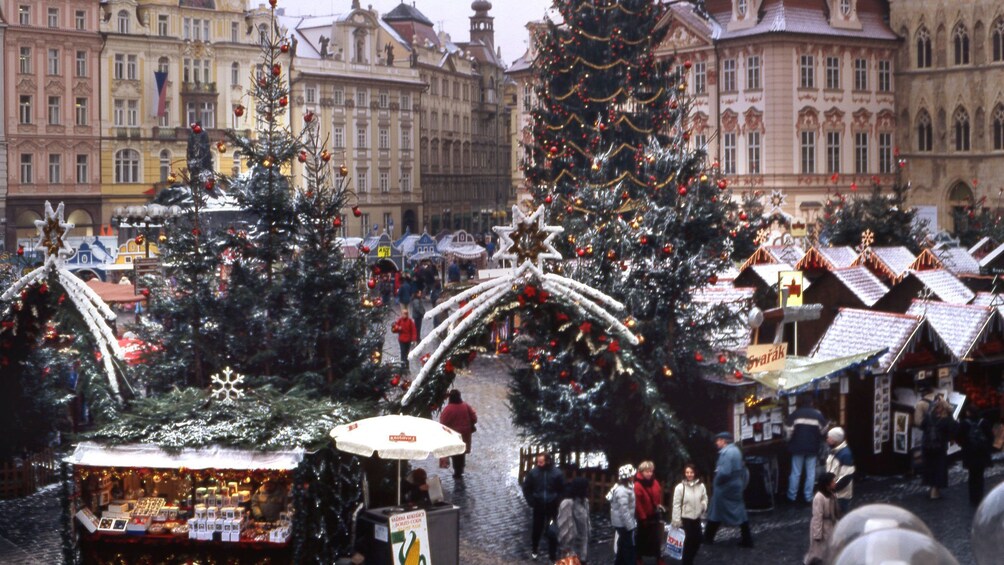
383;1;511;235
97;0;267;225
282;2;425;238
505;21;546;211
658;0;900;227
890;0;1004;232
3;0;104;247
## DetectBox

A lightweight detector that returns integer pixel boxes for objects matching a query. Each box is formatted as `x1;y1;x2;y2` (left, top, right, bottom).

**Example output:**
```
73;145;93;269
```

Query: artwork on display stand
893;412;910;454
873;375;892;454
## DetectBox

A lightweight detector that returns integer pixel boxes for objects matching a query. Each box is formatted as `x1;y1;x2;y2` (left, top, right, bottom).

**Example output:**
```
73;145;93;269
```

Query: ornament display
209;367;245;403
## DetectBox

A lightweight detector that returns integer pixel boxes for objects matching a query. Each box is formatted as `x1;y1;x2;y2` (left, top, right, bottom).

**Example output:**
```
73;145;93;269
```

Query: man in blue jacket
521;452;564;561
785;397;829;503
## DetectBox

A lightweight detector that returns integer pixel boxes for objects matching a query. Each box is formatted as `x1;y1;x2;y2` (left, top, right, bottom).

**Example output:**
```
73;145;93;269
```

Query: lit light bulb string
541;112;657;134
563;0;651;16
559;28;649;45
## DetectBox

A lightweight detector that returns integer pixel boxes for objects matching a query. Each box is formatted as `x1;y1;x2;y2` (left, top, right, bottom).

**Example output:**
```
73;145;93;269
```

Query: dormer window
840;0;851;16
738;0;747;17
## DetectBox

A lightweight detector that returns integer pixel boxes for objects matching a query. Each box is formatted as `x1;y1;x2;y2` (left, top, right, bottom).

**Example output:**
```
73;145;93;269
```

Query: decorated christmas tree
818;171;925;253
950;191;1004;247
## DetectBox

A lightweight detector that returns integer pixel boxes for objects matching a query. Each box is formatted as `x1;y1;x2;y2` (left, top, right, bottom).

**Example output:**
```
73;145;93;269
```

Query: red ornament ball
333;217;342;228
360;245;370;254
204;179;215;191
269;0;277;6
678;186;687;196
391;375;400;387
684;60;693;69
16;245;24;256
279;96;288;107
717;179;727;189
549;145;559;155
718;354;727;364
141;288;151;298
272;64;282;77
544;195;553;204
739;211;748;221
367;278;376;289
298;150;307;163
694;352;704;362
280;43;289;53
234;105;245;117
662;243;674;255
733;369;744;380
352;206;362;217
191;123;202;134
304;111;314;123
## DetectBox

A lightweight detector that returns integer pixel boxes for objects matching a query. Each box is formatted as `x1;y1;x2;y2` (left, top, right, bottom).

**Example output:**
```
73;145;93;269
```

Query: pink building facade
3;0;102;248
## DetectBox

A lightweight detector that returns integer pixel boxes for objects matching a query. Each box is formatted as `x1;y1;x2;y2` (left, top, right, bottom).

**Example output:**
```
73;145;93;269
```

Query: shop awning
747;348;886;396
86;279;145;304
65;442;305;470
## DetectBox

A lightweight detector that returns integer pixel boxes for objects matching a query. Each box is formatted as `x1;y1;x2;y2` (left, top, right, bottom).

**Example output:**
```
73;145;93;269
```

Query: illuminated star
767;189;787;214
35;201;75;263
493;205;563;269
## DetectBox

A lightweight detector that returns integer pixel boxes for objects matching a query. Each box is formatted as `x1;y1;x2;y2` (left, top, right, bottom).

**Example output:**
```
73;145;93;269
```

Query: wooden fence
0;449;58;499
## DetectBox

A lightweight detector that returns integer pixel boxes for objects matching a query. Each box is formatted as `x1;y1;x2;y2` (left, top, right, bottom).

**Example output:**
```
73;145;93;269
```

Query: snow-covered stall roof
829;266;889;308
905;300;996;360
438;230;487;263
936;246;981;276
66;442;304;470
795;246;857;271
907;269;975;305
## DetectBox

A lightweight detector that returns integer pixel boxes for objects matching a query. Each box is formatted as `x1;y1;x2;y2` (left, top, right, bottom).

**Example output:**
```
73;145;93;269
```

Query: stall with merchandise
66;442;302;564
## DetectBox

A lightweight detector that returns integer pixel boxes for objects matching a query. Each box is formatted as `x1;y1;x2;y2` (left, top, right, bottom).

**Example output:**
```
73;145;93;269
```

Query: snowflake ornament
766;189;787;215
754;228;770;246
493;205;563;270
859;228;875;251
210;367;245;403
35;201;75;263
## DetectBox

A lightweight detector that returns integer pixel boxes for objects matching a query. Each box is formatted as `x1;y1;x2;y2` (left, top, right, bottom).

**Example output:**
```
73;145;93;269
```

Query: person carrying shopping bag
671;462;708;565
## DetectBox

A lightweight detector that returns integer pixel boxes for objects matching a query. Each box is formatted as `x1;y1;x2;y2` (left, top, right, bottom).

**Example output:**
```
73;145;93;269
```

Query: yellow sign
746;343;788;373
377;246;391;258
778;270;804;307
389;510;432;565
790;222;807;237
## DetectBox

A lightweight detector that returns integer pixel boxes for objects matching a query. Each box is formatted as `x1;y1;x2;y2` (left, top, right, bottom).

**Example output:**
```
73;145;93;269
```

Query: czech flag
154;71;168;118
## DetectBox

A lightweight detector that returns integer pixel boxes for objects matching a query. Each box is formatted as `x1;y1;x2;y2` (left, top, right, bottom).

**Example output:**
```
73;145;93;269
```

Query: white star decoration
492;205;563;270
210;367;245;403
35;201;75;263
767;189;787;215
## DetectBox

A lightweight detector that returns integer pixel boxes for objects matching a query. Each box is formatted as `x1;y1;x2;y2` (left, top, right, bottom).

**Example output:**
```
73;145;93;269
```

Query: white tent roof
66;442;305;470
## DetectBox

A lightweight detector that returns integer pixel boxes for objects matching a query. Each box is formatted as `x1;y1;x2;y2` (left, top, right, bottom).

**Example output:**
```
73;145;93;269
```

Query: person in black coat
921;399;958;500
521;452;564;561
957;404;994;505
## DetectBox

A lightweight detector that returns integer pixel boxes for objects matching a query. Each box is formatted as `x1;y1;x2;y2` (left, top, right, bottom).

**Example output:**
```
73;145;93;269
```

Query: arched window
258;24;268;45
993;18;1004;62
949;181;975;232
115;149;140;183
916;26;932;68
953;23;970;65
993;105;1004;151
158;56;169;75
231;62;240;86
953;107;971;151
916;110;933;152
117;10;130;34
159;149;171;182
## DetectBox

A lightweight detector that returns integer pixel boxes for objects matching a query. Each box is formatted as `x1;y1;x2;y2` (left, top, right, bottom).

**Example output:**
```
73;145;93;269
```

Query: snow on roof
860;246;917;280
829;266;889;307
692;281;756;304
908;269;975;305
905;300;994;359
766;245;805;265
972;291;1004;318
811;309;936;373
936;247;981;276
382;2;434;26
708;0;897;42
817;246;858;269
67;442;304;470
395;233;421;255
979;242;1004;269
969;236;992;255
748;262;812;290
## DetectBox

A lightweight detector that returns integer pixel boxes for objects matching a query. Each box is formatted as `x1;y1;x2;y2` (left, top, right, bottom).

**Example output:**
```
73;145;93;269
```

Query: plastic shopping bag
664;524;685;561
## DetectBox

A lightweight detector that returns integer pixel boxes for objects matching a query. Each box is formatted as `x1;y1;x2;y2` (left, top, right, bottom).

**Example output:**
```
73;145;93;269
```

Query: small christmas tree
818;173;926;253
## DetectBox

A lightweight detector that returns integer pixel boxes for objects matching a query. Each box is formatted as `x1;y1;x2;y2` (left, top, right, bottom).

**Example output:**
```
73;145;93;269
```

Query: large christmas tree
818;171;925;253
510;0;746;470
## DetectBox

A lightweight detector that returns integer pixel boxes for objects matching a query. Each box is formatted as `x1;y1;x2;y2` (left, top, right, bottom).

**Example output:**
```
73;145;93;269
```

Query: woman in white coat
671;462;708;565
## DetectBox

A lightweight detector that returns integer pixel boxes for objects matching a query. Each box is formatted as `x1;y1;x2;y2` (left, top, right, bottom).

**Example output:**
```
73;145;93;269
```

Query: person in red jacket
634;460;667;565
439;389;477;478
391;306;417;371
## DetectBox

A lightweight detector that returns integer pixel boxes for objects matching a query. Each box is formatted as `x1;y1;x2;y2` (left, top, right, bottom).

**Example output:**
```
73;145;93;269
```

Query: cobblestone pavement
1;308;998;564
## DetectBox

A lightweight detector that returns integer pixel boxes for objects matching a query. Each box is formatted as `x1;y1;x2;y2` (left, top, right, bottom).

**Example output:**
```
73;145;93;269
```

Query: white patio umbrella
330;414;467;505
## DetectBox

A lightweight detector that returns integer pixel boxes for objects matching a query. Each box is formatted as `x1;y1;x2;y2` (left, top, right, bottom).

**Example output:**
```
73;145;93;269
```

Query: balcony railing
181;81;217;95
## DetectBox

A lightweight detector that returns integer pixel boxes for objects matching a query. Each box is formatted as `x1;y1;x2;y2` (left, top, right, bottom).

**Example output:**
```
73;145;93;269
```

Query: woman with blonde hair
633;460;666;564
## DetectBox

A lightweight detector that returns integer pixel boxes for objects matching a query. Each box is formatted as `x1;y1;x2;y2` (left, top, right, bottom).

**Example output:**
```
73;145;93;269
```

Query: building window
430;77;438;95
825;56;840;89
114;149;140;183
800;54;815;88
379;171;389;193
746;55;761;90
20;154;33;184
333;127;344;148
379;128;389;150
953;23;970;65
357;170;368;193
877;60;891;92
878;132;893;173
19;47;31;74
18;95;32;124
747;131;761;173
800;131;815;174
721;59;737;92
453;115;460;133
75;51;87;77
916;110;933;152
231;62;240;86
854;132;868;173
853;58;867;91
158;57;169;75
159;150;171;182
18;5;30;26
954;107;971;151
826;131;841;173
305;85;316;104
47;96;61;125
401;93;411;111
357;126;368;148
360;213;370;235
722;132;736;174
693;133;708;152
47;49;60;75
76;154;88;183
333;89;343;105
183;17;191;40
128;100;139;126
431;112;438;130
75;10;85;30
117;10;130;34
401;128;411;150
114;54;125;80
916;27;932;68
158;14;168;36
75;98;88;126
379;91;389;108
127;55;137;80
694;61;707;94
47;8;58;28
356;88;368;107
232;22;239;43
48;154;61;183
994;18;1004;62
401;169;411;192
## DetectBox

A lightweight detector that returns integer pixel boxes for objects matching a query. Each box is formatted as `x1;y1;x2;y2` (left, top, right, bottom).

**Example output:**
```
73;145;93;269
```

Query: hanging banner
389;509;432;565
778;270;804;307
746;342;788;373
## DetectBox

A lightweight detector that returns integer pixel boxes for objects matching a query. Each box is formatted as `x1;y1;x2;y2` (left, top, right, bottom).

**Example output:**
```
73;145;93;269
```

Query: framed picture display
893;412;910;454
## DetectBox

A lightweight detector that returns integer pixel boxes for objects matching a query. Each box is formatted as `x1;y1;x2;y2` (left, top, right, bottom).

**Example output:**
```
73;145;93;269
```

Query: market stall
66;442;302;564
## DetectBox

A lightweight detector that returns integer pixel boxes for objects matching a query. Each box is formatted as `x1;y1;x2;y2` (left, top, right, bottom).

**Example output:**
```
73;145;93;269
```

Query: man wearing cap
825;427;855;514
785;397;828;504
705;432;753;548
